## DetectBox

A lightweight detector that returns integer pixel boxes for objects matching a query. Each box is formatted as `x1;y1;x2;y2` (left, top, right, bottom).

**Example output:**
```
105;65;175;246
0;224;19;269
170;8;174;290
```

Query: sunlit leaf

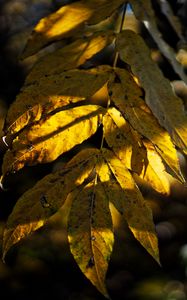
2;148;100;260
68;180;114;297
5;66;112;135
22;0;124;58
109;67;184;183
2;105;104;175
103;107;147;175
138;141;170;195
25;31;115;84
129;0;187;83
101;148;160;264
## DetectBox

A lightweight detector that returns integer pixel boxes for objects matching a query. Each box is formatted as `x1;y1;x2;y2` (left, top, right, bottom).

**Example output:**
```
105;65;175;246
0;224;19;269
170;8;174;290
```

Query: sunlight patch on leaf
101;148;160;264
109;67;184;183
103;107;147;175
22;0;124;58
2;148;100;260
25;31;115;84
68;180;114;298
138;141;170;195
2;105;105;175
116;30;187;153
5;66;112;135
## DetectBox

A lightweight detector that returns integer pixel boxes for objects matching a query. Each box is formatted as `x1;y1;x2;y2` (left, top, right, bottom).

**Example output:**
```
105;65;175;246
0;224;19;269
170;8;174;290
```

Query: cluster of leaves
1;0;187;297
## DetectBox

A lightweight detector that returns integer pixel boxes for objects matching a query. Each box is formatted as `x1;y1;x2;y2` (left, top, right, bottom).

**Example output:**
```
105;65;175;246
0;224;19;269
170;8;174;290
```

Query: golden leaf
129;0;187;83
2;105;104;175
22;0;124;58
116;30;187;152
25;31;115;84
138;141;170;195
101;148;160;264
5;66;112;135
103;107;147;175
109;68;184;183
68;180;113;298
2;148;100;260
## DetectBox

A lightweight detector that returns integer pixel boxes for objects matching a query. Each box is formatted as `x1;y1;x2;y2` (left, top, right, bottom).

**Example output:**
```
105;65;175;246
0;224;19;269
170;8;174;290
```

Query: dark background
1;1;187;299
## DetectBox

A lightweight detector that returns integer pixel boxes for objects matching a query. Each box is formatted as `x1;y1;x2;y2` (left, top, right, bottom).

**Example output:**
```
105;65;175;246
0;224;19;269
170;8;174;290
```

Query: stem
113;3;127;68
100;4;127;151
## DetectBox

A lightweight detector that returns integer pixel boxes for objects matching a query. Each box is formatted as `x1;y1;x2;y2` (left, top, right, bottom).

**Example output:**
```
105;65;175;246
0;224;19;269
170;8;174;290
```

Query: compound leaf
3;105;104;175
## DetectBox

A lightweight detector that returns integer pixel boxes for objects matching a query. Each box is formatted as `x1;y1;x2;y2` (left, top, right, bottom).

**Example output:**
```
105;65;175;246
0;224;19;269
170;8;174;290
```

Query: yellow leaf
2;105;104;175
138;141;170;195
26;31;115;84
5;66;112;135
2;147;100;260
68;180;114;298
109;67;184;183
103;107;147;175
22;0;124;58
102;148;160;264
116;30;187;153
129;0;187;83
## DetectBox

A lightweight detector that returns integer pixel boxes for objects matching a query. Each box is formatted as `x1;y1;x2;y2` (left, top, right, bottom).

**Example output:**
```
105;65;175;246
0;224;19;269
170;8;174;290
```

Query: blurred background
1;1;187;299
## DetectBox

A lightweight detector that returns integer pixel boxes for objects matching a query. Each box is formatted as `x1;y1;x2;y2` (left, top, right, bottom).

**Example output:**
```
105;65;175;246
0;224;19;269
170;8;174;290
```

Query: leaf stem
113;3;127;68
100;4;127;151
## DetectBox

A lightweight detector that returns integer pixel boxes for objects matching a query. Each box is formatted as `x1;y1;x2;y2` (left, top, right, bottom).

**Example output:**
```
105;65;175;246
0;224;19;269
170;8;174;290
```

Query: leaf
103;107;147;175
68;180;114;298
5;66;112;135
109;67;184;183
129;0;187;83
2;105;104;175
138;141;170;195
22;0;124;58
116;30;187;153
101;148;160;264
2;147;100;260
25;31;115;85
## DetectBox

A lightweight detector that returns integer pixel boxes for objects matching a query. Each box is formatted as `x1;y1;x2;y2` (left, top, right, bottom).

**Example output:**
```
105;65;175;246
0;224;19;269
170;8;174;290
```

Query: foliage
1;0;187;297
